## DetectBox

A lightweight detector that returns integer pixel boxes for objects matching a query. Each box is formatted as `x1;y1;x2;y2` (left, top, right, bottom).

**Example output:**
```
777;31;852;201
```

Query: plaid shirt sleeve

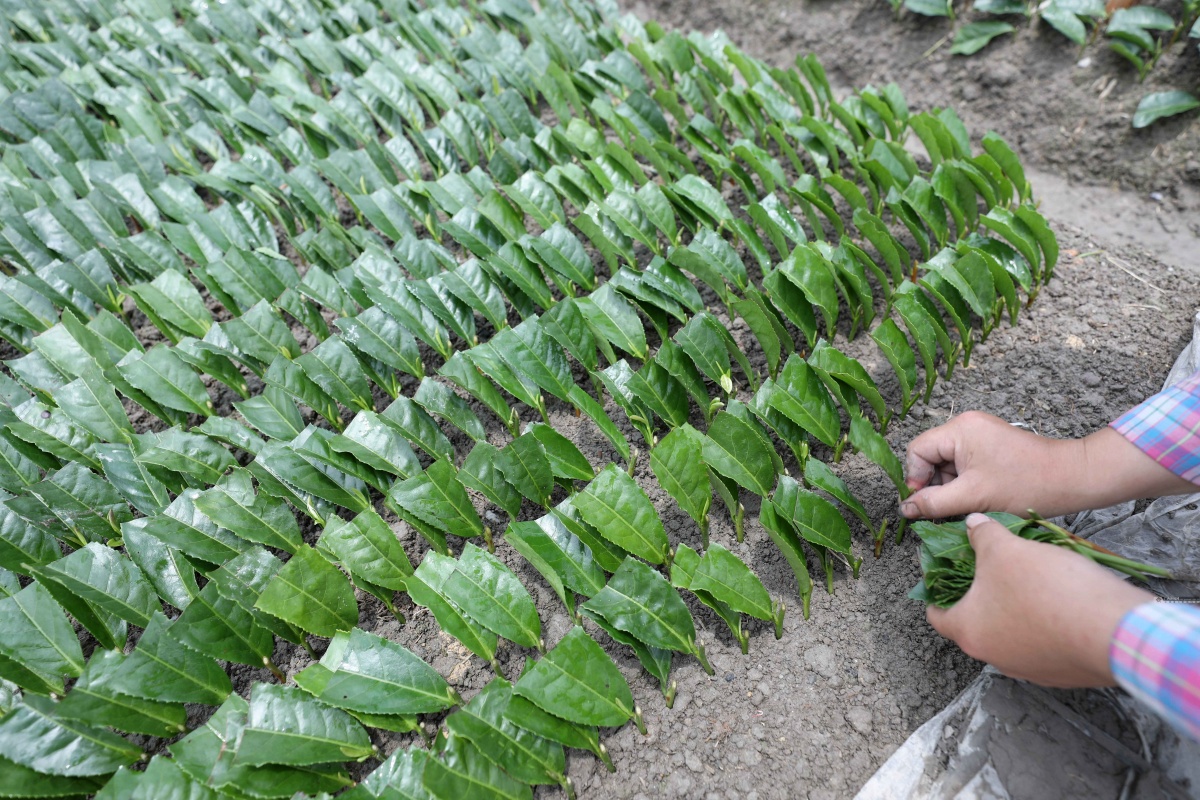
1110;369;1200;486
1111;603;1200;741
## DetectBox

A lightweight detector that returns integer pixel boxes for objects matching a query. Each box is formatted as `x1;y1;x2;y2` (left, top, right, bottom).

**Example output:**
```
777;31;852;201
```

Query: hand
926;514;1153;688
900;411;1195;520
900;411;1080;519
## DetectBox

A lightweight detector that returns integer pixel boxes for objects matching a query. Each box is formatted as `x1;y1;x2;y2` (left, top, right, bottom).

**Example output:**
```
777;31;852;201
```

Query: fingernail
899;502;915;518
965;513;989;528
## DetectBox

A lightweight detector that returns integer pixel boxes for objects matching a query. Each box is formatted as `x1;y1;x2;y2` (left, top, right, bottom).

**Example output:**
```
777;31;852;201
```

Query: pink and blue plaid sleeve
1110;370;1200;486
1111;603;1200;741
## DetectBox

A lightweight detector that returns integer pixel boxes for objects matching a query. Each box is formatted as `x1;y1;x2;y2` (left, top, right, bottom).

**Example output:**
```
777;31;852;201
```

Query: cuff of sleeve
1110;601;1200;741
1110;371;1200;486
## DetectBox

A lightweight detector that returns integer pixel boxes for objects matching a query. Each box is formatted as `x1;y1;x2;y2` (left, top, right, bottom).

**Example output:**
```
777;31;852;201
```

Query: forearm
1039;427;1197;517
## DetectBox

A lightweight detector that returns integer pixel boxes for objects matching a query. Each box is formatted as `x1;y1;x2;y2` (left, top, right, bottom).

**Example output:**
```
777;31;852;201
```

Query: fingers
964;513;1009;558
904;424;962;492
900;475;980;519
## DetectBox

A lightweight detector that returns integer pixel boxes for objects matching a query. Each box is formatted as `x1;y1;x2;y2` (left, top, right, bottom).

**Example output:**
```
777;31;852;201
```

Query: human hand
926;514;1153;688
900;411;1196;520
899;411;1080;520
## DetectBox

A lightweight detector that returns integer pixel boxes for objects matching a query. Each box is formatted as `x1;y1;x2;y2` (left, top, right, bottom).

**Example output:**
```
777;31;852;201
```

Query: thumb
900;477;979;519
965;512;1009;556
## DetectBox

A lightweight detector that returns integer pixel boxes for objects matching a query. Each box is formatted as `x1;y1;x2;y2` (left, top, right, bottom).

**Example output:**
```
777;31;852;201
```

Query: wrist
1074;583;1155;686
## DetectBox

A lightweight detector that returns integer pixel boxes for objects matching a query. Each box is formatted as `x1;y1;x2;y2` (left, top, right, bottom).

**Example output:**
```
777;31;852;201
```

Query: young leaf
772;476;853;555
759;500;814;619
414;378;487;442
870;318;918;411
295;629;458;715
387;459;484;541
651;424;713;535
526;423;595;482
138;427;236;486
235;386;306;441
237;683;374;767
442;542;542;650
950;22;1016;55
513;626;634;728
380;397;455;462
254;545;359;638
409;553;498;664
505;515;607;601
459;443;523;518
423;733;532;800
0;694;143;777
702;410;778;498
296;337;374;414
319;510;413;593
106;612;232;706
172;573;275;668
691;542;775;622
57;650;186;738
444;678;565;786
1133;91;1200;128
331;411;422;480
808;341;890;423
0;582;83;696
573;464;669;564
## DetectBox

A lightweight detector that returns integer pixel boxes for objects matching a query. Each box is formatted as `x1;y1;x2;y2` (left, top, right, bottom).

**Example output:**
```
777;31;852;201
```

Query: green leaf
0;582;82;696
442;542;542;649
25;554;130;654
1133;91;1200;128
387;459;484;542
804;459;872;530
319;510;413;593
408;555;498;664
30;543;160;628
771;476;854;555
56;649;187;738
127;269;211;342
950;22;1016;55
130;488;251;565
808;341;890;422
53;372;133;443
758;500;813;618
627;361;689;430
380;397;455;462
459;443;523;518
255;545;358;638
331;411;422;480
691;543;775;621
573;464;669;564
295;629;457;715
296;337;374;414
337;307;425;380
513;626;634;728
701;411;778;498
445;678;565;786
235;386;306;441
651;424;713;533
496;433;554;507
414;378;487;442
0;694;142;777
171;695;353;798
578;284;648;362
849;416;908;497
139;427;236;485
0;753;104;798
107;612;232;706
675;312;733;393
423;733;532;800
582;556;697;655
526;423;595;482
172;573;275;668
870;319;918;410
526;224;595;291
506;514;607;601
118;346;214;418
194;485;302;554
568;385;631;464
121;523;197;612
668;543;743;649
237;683;374;767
